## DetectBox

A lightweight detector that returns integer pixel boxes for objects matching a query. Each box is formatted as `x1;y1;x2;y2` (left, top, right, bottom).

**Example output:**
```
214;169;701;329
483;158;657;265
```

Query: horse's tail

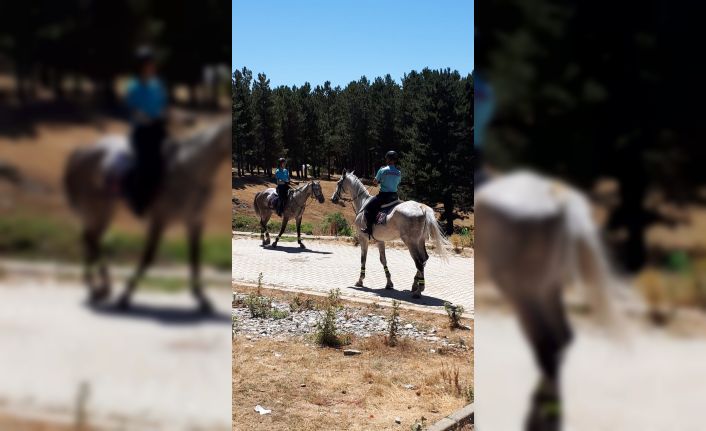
253;192;262;219
423;205;450;262
566;190;621;329
63;149;84;210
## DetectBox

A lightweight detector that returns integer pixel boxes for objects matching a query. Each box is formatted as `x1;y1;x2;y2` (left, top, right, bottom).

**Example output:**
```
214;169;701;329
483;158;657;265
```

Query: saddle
374;199;403;225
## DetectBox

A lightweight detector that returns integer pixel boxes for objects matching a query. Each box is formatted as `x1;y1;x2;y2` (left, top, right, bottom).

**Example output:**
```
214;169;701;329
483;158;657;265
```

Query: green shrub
444;301;465;329
387;300;401;347
245;273;289;320
316;288;346;347
321;212;353;237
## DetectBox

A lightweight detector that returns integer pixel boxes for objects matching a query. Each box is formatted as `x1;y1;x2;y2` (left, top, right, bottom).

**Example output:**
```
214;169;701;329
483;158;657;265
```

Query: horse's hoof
385;283;394;290
198;299;214;315
299;242;306;249
271;242;278;248
89;287;111;304
355;280;363;287
411;291;421;299
116;296;131;310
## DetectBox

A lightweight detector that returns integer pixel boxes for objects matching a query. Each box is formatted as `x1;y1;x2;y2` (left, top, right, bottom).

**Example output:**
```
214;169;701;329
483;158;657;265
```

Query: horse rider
124;45;168;216
361;150;401;238
275;157;290;216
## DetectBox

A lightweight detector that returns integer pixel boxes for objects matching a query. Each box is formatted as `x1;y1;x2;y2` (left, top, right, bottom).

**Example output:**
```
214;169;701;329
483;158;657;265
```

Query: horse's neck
173;126;226;180
292;184;310;207
350;180;370;213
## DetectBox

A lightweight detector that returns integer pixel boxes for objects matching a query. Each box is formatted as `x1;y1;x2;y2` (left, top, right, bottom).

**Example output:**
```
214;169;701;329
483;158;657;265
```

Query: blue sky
232;0;473;88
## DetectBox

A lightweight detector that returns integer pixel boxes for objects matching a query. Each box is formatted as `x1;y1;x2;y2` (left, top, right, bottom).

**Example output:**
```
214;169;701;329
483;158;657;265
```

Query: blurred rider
124;45;168;216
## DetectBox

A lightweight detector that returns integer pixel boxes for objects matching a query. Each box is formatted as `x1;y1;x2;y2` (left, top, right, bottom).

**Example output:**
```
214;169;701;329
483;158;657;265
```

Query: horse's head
331;170;352;204
311;181;325;203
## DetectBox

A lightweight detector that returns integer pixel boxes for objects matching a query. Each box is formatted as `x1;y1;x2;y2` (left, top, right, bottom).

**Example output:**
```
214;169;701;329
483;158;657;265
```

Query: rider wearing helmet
124;45;168;215
362;151;401;238
274;157;290;216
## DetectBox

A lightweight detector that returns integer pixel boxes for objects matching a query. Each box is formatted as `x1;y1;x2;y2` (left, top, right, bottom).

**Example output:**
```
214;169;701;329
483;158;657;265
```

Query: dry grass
232;286;473;431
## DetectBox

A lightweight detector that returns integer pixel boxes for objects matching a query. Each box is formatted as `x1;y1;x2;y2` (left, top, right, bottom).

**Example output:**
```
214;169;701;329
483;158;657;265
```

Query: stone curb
428;403;474;431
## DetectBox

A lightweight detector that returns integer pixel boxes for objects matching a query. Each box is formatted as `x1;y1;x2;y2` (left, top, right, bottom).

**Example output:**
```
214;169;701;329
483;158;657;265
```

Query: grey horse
64;120;231;312
475;170;618;430
331;170;449;298
253;181;325;248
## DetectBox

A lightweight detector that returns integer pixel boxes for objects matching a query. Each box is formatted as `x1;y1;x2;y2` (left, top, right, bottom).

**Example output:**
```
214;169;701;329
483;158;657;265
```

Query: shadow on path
346;285;447;307
87;301;231;326
259;244;333;255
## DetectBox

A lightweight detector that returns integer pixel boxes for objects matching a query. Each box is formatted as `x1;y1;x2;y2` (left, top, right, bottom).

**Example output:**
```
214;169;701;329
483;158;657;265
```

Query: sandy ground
0;277;231;431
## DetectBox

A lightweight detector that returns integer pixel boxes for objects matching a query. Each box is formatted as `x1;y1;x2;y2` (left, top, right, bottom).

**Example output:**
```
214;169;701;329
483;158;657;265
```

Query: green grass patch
0;215;230;271
232;214;314;235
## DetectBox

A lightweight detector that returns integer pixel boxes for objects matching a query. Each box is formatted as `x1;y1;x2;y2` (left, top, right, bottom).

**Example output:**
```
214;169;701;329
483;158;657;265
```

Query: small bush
321;212;353;237
410;416;427;431
444;301;465;329
386;300;401;347
245;273;289;320
316;289;346;347
465;385;474;403
290;295;316;312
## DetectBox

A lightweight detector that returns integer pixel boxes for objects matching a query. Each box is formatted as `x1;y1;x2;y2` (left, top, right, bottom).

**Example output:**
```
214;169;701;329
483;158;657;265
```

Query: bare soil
232;284;473;431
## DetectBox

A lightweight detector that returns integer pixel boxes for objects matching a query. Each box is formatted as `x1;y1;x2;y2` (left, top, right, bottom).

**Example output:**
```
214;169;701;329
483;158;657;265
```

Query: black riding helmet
385;150;399;163
278;157;286;165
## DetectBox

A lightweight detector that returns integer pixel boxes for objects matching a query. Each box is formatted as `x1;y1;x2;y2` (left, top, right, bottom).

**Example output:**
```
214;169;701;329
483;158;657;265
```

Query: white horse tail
423;205;450;262
566;190;620;329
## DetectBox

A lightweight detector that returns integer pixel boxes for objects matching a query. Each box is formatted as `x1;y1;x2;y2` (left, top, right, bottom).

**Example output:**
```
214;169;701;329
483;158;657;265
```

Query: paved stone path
0;278;231;430
232;238;473;314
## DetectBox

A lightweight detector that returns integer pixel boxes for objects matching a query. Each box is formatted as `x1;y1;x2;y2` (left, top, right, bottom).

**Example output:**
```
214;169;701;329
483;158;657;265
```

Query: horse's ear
350;170;355;177
342;169;347;176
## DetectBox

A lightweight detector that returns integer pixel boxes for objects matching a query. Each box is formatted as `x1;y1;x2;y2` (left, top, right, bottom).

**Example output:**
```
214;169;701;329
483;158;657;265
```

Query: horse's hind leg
83;227;110;303
404;239;427;298
516;286;571;431
378;241;393;289
188;221;212;313
260;217;269;246
117;220;164;309
355;235;369;287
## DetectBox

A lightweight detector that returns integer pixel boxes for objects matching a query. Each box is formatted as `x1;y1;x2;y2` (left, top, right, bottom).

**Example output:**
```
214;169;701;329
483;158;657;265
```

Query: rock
404;324;414;329
344;349;362;356
300;384;306;387
403;384;415;390
395;417;402;424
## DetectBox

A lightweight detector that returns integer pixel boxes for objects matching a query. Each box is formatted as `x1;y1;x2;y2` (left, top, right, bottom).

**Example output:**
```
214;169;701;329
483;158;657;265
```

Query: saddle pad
266;193;279;210
375;212;388;225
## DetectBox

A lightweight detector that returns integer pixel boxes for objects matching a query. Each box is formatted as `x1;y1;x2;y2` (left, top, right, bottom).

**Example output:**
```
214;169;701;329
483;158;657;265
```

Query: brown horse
64;120;230;312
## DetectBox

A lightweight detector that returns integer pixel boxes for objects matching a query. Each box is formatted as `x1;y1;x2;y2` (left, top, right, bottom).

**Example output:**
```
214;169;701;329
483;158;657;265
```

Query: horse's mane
346;172;370;198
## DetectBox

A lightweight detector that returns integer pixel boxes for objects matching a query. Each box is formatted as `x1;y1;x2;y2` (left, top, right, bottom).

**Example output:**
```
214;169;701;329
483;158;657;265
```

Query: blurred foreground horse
475;170;618;431
64;120;230;312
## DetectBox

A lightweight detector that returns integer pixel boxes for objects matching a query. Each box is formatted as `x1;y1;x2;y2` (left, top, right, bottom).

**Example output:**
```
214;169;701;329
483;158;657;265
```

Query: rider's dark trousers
276;183;290;214
365;191;398;229
128;119;166;215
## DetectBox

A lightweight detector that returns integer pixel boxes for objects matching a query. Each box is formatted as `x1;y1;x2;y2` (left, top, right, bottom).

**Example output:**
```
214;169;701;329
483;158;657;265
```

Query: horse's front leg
188;221;212;313
296;216;305;248
117;220;164;309
378;241;393;289
355;234;369;287
272;216;289;247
